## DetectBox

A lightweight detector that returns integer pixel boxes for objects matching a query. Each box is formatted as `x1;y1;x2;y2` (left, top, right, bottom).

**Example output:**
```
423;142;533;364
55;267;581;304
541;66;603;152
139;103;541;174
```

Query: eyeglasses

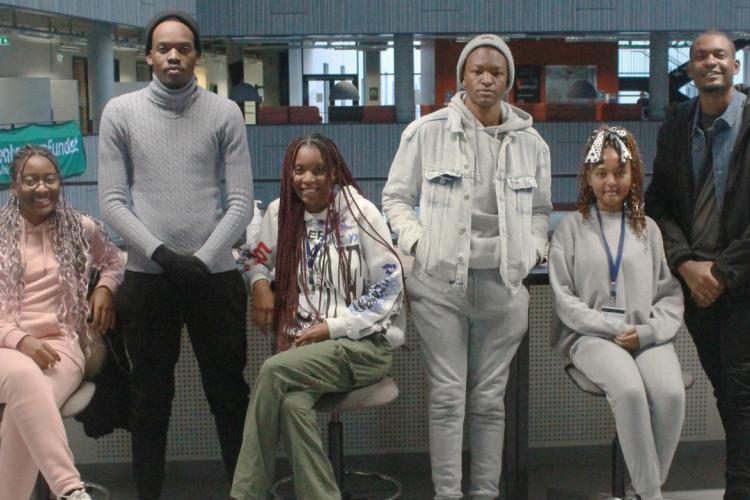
19;174;60;190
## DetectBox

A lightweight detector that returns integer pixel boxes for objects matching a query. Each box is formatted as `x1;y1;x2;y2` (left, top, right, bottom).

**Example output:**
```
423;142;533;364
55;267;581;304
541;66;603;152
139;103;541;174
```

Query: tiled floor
76;441;726;500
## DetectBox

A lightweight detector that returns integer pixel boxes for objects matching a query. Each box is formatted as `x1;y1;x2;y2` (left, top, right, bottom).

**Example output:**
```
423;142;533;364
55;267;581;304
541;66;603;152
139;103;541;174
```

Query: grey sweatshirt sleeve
548;216;622;339
635;220;685;347
98;99;164;259
193;102;254;268
382;127;425;256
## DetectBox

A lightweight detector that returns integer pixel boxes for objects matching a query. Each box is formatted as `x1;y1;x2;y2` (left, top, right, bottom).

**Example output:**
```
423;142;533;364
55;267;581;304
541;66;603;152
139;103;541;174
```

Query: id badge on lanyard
596;206;627;322
601;305;626;322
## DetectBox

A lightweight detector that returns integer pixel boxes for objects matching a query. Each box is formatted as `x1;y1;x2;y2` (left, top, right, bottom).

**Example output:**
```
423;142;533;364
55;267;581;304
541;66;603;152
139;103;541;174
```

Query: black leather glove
151;244;210;288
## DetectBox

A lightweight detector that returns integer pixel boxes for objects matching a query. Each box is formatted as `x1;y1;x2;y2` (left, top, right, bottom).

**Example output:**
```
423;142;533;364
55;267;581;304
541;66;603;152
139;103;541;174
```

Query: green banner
0;121;86;183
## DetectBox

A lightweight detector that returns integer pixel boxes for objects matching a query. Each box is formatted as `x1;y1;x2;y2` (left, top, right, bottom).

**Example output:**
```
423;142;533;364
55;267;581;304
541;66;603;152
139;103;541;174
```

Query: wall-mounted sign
515;65;541;103
0;121;86;183
545;65;598;103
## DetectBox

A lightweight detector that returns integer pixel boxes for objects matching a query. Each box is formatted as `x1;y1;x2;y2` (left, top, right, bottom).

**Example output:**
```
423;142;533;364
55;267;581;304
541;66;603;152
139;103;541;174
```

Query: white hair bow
584;127;632;165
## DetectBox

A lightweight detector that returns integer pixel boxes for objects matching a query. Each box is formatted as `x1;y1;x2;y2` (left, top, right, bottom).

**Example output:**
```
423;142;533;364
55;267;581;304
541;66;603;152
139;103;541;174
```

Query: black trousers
685;293;750;500
117;269;249;500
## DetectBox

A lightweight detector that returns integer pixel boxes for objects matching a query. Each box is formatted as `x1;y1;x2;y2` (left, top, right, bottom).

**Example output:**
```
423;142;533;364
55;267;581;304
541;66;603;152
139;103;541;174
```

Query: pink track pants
0;346;84;499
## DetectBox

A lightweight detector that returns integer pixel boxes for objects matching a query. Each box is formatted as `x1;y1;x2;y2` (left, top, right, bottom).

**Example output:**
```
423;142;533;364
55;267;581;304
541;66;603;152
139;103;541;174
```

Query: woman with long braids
0;145;124;500
549;126;685;500
231;134;404;500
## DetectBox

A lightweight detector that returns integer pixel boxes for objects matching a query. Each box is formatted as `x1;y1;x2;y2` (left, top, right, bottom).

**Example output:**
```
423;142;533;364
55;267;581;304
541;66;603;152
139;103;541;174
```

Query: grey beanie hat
456;34;515;92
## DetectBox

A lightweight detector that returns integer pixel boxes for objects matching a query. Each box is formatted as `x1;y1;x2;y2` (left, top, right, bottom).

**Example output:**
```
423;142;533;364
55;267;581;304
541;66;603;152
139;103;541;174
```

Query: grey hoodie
449;95;535;268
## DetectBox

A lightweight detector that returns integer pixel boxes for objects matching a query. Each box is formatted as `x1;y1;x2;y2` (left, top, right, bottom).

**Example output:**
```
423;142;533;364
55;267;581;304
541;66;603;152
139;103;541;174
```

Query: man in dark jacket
645;30;750;500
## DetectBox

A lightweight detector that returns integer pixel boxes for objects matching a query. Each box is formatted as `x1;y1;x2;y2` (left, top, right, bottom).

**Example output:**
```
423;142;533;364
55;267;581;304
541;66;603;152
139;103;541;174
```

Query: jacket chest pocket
418;166;465;282
423;167;463;207
506;174;537;216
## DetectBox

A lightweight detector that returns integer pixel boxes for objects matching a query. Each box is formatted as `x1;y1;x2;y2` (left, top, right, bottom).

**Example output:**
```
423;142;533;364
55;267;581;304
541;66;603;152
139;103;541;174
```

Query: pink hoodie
0;215;125;369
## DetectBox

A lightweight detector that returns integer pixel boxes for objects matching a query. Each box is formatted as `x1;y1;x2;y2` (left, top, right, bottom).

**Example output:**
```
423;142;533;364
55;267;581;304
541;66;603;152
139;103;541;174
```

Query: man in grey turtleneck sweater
97;11;253;500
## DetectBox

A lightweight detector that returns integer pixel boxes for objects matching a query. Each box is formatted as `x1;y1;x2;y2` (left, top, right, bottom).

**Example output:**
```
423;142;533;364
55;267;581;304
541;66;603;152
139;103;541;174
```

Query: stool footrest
83;482;111;499
271;469;402;499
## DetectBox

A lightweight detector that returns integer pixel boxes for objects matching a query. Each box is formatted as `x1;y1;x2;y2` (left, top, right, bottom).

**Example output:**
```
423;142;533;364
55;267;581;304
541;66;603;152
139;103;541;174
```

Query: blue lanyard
594;206;626;303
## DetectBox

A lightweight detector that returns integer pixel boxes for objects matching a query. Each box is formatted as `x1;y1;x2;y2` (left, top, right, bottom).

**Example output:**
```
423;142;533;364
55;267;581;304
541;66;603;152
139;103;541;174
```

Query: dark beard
700;81;731;94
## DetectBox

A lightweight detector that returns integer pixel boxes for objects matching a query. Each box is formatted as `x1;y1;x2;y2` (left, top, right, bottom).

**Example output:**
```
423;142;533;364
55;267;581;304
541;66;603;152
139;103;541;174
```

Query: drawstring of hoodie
19;219;50;275
42;224;48;275
19;217;27;269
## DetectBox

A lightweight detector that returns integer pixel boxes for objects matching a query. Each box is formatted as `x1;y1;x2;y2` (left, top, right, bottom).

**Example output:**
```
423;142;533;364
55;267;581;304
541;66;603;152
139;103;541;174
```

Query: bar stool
31;381;111;500
271;376;402;500
556;363;695;500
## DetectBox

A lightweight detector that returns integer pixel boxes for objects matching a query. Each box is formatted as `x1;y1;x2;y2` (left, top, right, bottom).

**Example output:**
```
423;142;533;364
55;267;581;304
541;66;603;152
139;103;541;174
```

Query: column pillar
226;43;245;115
288;46;303;106
86;22;114;133
394;34;415;123
262;50;281;106
364;49;381;105
648;31;669;121
420;39;435;106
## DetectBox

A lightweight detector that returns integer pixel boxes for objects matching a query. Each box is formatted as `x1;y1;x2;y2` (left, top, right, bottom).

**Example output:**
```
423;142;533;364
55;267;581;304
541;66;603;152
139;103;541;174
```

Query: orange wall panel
433;38;619;104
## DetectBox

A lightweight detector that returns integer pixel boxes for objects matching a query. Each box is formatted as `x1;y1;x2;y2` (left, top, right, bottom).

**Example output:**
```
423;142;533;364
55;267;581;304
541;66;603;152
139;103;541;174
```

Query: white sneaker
59;489;92;500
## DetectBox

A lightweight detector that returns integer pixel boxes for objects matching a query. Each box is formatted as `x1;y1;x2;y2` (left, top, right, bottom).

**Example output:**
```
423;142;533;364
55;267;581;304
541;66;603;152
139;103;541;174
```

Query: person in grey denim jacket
382;34;551;500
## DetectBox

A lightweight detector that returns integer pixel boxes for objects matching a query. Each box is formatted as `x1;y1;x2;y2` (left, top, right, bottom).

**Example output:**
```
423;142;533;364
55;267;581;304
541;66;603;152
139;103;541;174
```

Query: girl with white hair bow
549;126;686;500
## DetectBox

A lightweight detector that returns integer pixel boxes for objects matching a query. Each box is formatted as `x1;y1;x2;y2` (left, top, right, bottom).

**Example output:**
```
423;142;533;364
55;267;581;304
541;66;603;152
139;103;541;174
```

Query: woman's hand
88;286;115;335
17;335;62;370
294;322;331;347
253;280;275;334
614;328;640;352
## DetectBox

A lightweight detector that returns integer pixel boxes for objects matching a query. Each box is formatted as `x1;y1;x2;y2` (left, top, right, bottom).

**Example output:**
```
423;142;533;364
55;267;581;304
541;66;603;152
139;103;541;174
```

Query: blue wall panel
199;0;750;37
5;1;749;35
1;0;197;27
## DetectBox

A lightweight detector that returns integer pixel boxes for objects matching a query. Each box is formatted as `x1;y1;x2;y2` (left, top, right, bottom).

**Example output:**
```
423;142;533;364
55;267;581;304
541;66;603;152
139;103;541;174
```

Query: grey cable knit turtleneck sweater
98;76;253;273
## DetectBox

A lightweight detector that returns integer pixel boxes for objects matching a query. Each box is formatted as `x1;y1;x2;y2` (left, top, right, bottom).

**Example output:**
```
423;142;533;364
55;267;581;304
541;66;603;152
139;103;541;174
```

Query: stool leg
612;434;626;498
328;413;344;491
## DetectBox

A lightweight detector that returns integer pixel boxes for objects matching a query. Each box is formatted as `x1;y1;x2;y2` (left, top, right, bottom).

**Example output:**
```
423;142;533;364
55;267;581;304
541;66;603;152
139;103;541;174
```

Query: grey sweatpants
408;269;529;500
570;336;685;500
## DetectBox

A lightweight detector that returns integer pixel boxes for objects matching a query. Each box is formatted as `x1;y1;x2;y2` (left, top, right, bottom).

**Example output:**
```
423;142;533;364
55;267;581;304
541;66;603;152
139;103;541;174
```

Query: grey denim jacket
382;95;551;296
